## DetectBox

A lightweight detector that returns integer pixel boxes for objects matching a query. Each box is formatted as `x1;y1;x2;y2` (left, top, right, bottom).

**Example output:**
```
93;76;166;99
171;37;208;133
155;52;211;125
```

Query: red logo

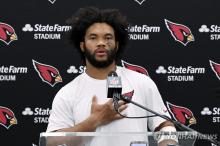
166;102;196;126
0;22;17;45
122;90;134;101
110;79;119;85
121;60;149;76
0;106;17;129
209;60;220;80
165;19;194;46
32;59;62;87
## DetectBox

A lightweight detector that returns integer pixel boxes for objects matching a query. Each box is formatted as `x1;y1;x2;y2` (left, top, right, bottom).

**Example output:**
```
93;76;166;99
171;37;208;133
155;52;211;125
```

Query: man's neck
85;61;116;80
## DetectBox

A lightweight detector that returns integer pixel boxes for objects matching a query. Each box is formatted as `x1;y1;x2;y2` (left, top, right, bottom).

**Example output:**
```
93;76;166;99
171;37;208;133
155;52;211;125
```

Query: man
47;7;178;146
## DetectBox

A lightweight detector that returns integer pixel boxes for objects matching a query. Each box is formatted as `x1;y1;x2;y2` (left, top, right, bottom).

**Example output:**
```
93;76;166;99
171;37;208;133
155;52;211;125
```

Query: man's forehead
86;23;115;35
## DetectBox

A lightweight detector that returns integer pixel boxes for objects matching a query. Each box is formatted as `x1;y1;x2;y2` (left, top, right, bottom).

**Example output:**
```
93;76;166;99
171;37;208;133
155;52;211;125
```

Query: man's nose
97;38;106;46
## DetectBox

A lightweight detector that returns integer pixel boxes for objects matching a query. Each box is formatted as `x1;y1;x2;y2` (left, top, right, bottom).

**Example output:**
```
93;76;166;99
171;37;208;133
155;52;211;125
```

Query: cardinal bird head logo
121;60;149;76
0;22;17;45
122;90;134;101
165;19;194;46
0;106;17;129
32;59;62;87
166;102;196;126
209;60;220;80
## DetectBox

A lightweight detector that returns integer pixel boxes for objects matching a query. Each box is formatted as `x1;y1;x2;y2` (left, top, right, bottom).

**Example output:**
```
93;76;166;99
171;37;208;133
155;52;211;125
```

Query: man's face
80;23;118;68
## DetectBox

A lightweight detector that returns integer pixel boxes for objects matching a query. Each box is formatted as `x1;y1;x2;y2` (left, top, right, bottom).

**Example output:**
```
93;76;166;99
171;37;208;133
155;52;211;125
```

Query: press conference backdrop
0;0;220;146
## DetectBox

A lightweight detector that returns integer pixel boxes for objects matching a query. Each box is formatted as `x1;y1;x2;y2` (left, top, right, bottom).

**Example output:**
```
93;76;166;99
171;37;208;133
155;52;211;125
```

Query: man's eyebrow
88;33;97;36
105;33;114;36
87;33;114;37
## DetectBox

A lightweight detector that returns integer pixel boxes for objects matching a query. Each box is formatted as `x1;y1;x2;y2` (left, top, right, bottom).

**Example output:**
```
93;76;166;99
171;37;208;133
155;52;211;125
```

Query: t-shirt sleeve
46;87;75;132
143;77;171;131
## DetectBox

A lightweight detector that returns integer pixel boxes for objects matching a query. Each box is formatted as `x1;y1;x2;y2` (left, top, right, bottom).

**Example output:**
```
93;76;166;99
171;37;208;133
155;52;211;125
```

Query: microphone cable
112;93;157;119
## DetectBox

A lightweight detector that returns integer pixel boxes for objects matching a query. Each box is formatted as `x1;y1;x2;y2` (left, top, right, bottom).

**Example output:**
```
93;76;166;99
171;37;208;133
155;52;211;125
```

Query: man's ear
80;42;85;52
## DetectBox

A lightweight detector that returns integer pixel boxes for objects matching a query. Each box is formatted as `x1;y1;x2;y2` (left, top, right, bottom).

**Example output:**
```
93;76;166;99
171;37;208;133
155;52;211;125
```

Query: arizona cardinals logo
122;90;134;101
121;60;149;76
166;102;196;126
32;59;62;87
209;60;220;80
0;106;17;129
165;19;194;46
0;22;17;45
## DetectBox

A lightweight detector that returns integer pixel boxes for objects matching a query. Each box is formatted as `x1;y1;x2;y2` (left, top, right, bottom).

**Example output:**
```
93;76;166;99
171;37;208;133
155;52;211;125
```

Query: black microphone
106;71;122;99
107;71;122;111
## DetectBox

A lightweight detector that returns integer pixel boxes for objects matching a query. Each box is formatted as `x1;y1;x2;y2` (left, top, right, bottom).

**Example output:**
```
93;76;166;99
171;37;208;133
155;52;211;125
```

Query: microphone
107;71;122;111
106;71;122;99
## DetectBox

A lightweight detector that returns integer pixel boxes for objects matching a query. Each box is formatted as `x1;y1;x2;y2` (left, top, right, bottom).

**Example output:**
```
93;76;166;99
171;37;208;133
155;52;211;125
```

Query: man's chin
95;58;108;63
95;55;108;60
91;60;114;68
94;57;109;63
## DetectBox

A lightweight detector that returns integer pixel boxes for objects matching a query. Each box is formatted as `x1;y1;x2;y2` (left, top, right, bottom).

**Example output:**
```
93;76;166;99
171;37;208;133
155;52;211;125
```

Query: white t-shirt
46;66;170;146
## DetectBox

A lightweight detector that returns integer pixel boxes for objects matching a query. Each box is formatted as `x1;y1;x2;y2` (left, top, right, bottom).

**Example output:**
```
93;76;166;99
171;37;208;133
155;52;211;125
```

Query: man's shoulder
119;66;156;86
119;66;150;79
58;73;85;94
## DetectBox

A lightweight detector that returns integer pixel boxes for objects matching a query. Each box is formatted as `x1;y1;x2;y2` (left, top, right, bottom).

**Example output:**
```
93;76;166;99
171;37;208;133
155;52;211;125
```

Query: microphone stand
118;96;220;146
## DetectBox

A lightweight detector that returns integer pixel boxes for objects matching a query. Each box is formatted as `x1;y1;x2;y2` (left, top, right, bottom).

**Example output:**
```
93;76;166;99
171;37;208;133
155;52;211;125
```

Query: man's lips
95;48;108;56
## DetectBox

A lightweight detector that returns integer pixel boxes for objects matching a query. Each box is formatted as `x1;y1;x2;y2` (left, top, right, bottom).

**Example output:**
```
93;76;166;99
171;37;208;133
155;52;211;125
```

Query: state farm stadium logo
22;24;71;40
127;24;160;40
67;65;86;74
201;107;220;123
165;19;194;46
156;65;205;82
0;22;18;45
0;65;28;81
22;107;51;124
199;25;220;40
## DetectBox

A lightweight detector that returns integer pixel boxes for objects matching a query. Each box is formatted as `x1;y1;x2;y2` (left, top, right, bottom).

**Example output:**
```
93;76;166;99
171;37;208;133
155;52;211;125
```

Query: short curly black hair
67;7;128;63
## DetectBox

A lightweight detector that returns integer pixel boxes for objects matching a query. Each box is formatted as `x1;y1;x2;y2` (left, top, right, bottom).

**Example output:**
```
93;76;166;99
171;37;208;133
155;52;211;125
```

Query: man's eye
106;37;113;40
90;37;96;40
